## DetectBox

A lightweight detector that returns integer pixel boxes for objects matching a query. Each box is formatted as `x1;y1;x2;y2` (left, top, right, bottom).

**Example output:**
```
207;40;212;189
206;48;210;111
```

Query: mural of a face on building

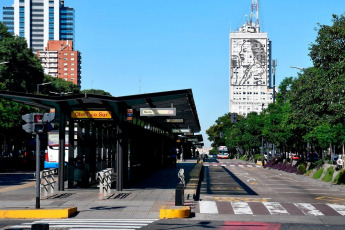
231;39;267;86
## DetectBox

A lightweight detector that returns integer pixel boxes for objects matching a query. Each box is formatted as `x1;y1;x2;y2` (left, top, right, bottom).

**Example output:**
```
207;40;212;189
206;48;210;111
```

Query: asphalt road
1;159;345;229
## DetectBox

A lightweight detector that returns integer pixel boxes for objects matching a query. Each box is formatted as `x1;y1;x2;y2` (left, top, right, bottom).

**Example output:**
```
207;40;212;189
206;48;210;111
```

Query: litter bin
175;182;184;206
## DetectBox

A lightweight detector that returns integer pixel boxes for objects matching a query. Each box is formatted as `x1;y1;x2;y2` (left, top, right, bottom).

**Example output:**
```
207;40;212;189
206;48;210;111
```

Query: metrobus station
0;89;203;192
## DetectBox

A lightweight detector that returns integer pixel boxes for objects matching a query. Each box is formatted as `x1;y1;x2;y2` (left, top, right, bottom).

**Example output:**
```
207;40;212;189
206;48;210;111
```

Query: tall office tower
2;0;75;53
37;40;81;87
229;0;275;116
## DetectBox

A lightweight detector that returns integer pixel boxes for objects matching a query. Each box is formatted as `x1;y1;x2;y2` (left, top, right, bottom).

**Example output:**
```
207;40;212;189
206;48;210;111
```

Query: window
71;58;74;61
64;63;67;66
71;53;75;56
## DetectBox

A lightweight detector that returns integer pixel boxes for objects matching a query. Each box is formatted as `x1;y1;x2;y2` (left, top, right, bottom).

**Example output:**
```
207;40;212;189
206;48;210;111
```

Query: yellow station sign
71;110;112;119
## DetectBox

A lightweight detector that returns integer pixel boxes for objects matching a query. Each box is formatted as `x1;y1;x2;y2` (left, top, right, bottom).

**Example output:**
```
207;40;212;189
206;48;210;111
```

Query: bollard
175;182;184;206
31;223;49;230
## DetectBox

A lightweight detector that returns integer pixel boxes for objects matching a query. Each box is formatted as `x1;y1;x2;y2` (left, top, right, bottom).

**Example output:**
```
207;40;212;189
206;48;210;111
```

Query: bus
217;146;229;159
44;130;76;169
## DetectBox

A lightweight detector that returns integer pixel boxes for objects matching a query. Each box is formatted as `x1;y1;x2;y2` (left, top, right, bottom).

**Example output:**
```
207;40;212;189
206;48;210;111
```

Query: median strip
0;207;77;219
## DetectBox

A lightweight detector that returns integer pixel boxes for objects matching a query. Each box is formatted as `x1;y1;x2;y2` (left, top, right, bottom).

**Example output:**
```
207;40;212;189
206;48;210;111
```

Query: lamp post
37;82;51;94
290;66;305;71
272;60;277;103
0;61;9;65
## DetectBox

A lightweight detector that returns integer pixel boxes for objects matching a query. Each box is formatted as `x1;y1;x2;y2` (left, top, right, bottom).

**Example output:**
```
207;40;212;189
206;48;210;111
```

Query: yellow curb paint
0;207;77;219
159;205;190;219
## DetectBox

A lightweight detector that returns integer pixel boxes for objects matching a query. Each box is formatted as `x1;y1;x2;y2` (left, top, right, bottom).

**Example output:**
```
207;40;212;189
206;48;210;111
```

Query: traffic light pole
35;133;41;209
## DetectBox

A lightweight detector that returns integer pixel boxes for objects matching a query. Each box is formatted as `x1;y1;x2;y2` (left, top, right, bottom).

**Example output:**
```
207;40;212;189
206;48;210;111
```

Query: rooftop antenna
139;77;142;94
250;0;260;32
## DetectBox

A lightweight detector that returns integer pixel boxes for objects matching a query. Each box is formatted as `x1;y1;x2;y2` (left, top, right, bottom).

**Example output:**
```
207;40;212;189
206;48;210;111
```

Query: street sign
71;110;112;119
172;128;190;133
183;132;194;136
166;118;183;123
140;108;176;116
127;109;133;121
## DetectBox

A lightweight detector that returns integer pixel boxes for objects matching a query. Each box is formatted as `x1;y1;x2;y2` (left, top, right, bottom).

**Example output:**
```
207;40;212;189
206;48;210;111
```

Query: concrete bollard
175;182;184;206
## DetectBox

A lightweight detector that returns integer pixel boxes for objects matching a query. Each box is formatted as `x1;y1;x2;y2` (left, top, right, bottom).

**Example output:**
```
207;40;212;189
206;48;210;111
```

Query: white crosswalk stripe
197;201;345;216
327;203;345;216
263;202;289;215
232;202;253;214
200;200;218;214
9;219;158;230
203;164;259;168
294;203;324;216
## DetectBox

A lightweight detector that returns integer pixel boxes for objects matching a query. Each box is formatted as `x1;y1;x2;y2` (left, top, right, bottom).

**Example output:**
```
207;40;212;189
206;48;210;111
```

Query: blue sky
1;0;345;147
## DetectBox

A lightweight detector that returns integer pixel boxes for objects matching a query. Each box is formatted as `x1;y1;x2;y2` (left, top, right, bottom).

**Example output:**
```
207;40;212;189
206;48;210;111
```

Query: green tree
0;22;44;93
81;89;112;96
40;74;80;95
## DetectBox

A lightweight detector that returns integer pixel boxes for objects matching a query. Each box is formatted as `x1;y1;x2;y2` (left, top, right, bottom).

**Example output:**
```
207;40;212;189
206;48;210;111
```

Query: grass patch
333;169;345;185
322;166;334;182
239;155;247;161
312;168;324;179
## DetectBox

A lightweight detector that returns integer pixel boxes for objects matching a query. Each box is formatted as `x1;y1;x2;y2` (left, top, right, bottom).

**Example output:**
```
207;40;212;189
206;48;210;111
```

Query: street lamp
290;66;305;70
272;60;277;103
37;82;51;94
0;61;9;65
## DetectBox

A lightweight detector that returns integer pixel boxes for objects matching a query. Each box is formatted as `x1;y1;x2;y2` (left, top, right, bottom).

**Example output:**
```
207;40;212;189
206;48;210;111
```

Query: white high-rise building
2;0;75;53
229;2;275;116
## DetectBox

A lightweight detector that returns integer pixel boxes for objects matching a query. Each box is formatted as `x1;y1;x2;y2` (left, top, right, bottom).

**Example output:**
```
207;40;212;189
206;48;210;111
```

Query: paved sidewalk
0;160;199;219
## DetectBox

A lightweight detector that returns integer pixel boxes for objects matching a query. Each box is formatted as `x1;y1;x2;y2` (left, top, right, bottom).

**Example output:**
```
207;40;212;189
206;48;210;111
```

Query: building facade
229;21;275;116
2;0;75;53
37;40;81;87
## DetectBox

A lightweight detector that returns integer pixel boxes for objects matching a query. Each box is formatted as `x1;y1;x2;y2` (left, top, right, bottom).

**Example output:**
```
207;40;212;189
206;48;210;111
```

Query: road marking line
0;181;35;193
199;201;218;214
294;203;324;216
327;204;345;216
232;202;253;214
263;202;289;215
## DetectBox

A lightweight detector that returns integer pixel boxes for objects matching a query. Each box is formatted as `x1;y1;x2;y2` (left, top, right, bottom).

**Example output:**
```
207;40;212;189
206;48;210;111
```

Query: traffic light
22;113;55;133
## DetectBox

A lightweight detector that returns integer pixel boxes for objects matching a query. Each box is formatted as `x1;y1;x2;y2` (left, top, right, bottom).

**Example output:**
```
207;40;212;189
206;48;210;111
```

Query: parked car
292;154;300;160
306;153;319;162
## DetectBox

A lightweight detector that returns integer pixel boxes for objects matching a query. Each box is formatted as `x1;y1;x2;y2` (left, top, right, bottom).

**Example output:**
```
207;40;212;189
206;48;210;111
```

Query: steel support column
58;111;66;191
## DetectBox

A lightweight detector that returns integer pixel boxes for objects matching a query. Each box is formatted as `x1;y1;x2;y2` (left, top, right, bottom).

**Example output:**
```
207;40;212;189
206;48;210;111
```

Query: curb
0;207;77;219
159;205;190;219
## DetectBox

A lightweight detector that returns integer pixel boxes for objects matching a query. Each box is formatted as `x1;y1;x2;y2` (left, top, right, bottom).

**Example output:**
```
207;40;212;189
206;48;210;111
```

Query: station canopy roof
0;88;201;134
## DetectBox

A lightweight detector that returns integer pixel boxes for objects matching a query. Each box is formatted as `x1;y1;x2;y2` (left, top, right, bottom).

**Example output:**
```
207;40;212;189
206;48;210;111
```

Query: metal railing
97;168;115;199
40;168;57;198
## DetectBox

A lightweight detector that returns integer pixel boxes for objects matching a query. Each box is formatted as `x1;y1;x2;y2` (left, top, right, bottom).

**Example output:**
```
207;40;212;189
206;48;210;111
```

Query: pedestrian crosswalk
196;201;345;216
203;163;260;168
8;219;159;230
